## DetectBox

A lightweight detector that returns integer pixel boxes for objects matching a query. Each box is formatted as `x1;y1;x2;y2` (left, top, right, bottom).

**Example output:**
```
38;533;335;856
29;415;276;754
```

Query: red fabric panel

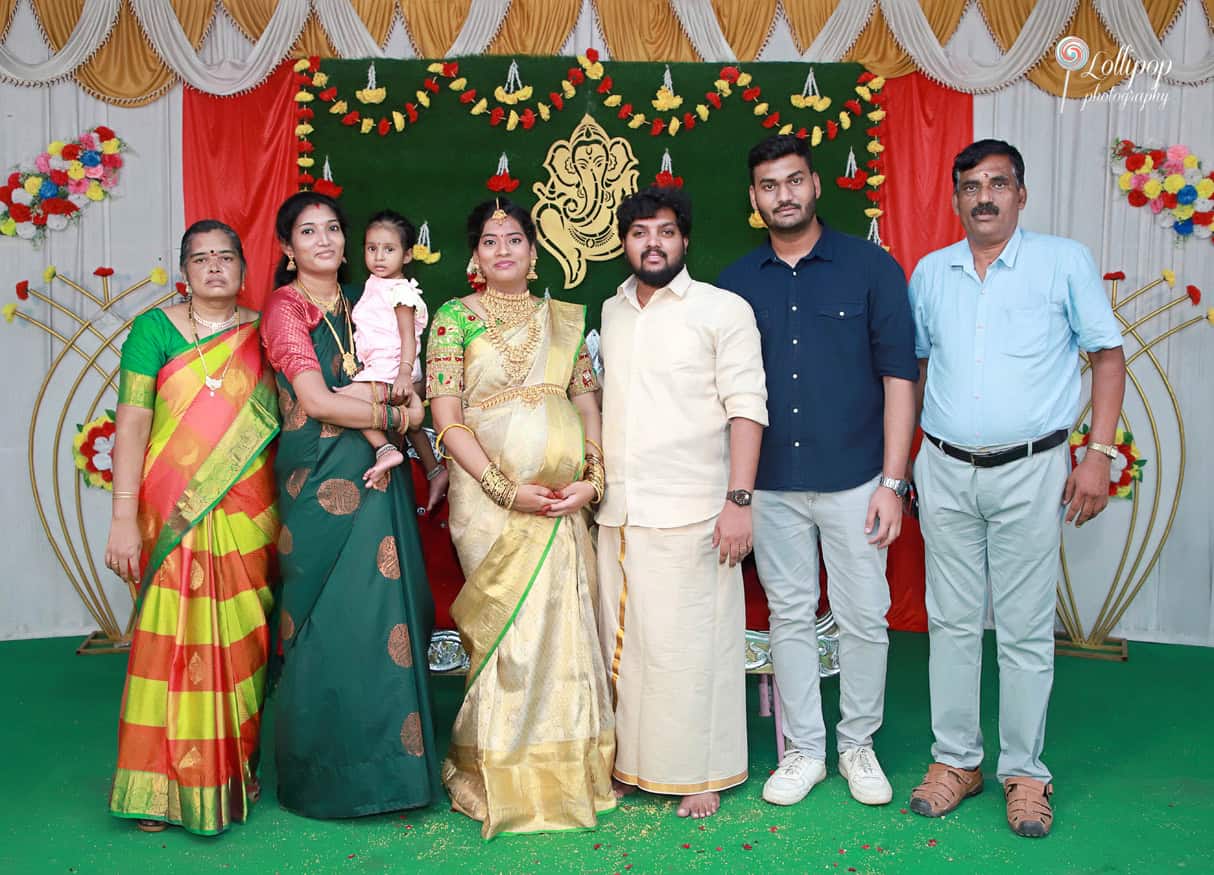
882;72;973;279
880;73;972;631
182;63;297;310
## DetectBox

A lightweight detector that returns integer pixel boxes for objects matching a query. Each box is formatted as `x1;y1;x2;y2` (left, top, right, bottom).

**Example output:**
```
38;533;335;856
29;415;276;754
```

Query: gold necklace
295;278;359;378
189;299;240;395
480;288;542;386
481;287;537;328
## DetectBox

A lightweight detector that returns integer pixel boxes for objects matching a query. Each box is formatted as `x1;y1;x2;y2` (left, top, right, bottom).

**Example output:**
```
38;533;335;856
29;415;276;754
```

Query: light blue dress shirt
909;228;1123;448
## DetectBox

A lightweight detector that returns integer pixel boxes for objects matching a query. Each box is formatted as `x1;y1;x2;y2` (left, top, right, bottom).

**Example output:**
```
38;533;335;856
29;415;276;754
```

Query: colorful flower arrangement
0;126;126;243
1112;140;1213;242
73;411;117;491
1069;424;1146;499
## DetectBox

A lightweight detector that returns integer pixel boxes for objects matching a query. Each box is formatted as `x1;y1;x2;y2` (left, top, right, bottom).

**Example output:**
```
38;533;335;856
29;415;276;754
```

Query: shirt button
793;441;800;447
838;310;845;317
973;393;980;399
792;271;797;277
792;407;799;413
791;305;797;311
792;373;799;380
976;323;985;329
792;338;798;345
975;358;983;364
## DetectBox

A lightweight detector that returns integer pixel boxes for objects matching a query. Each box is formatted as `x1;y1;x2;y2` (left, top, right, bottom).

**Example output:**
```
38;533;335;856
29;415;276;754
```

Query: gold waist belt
473;382;566;410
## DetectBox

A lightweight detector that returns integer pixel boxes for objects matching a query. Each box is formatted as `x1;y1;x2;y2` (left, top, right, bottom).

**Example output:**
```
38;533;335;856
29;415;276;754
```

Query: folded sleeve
908;261;933;360
117;310;168;408
868;249;920;380
715;293;769;425
260;286;322;381
568;340;600;396
1064;243;1124;352
425;299;466;399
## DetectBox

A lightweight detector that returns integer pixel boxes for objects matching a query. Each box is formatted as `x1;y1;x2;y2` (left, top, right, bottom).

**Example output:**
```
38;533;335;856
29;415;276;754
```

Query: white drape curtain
0;0;1211;642
0;0;119;84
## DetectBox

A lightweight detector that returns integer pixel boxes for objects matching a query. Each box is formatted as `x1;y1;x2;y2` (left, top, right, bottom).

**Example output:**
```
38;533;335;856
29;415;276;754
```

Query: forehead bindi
480;219;526;241
294;207;339;230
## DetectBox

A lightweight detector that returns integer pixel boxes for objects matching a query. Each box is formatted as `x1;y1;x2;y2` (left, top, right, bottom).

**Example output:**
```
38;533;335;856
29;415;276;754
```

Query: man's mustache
971;202;999;218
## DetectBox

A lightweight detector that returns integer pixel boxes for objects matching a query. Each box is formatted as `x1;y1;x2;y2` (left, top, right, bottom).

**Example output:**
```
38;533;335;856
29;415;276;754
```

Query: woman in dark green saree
260;191;442;817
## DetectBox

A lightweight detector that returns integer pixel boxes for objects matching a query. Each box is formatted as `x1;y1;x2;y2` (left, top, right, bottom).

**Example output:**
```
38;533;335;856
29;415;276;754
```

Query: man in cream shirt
597;186;768;820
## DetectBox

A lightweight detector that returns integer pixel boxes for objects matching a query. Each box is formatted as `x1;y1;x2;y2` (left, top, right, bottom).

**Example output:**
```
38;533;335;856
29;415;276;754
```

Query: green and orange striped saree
109;311;279;835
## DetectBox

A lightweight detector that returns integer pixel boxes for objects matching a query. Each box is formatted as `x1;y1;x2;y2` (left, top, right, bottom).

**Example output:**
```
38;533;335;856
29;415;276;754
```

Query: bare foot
612;779;636;799
364;446;404;483
677;791;720;819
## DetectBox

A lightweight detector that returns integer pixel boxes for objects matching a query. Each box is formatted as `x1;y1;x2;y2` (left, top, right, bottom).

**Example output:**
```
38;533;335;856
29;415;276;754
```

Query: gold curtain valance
34;0;210;106
7;0;1208;105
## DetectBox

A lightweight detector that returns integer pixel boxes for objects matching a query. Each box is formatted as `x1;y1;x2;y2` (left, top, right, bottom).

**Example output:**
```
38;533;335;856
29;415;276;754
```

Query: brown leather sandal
909;763;984;817
136;819;167;833
1004;776;1053;837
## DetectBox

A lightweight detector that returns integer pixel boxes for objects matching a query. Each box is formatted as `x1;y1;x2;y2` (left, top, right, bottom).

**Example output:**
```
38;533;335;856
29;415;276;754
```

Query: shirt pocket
998;305;1048;358
816;299;867;324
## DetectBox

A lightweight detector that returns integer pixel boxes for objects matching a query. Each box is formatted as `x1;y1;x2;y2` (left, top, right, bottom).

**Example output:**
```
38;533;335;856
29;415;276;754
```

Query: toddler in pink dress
352;210;428;480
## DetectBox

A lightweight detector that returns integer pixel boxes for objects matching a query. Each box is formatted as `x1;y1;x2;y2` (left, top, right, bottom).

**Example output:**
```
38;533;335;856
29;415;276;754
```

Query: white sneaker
838;746;893;805
762;750;827;805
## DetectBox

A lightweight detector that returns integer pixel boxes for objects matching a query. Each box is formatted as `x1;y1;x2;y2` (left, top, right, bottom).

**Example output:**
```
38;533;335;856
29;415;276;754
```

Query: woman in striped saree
105;220;279;835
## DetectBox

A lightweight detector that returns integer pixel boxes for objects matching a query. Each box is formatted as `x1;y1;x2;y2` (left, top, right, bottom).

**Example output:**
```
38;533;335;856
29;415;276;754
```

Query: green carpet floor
2;630;1210;874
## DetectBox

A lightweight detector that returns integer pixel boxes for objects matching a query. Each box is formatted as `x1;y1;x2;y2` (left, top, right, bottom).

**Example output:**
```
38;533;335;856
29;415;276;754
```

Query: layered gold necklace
480;287;541;386
295;278;359;378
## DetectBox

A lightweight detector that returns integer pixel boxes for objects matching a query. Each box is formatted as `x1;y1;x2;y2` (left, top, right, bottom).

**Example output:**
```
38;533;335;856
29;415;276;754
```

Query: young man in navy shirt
718;134;918;808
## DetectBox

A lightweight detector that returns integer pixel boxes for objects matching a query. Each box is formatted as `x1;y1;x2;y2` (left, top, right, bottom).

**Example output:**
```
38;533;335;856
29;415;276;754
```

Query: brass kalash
9;267;175;653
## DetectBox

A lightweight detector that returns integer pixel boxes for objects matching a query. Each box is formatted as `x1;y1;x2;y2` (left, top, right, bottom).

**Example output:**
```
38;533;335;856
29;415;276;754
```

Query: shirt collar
950;225;1024;271
618;266;692;309
759;219;835;268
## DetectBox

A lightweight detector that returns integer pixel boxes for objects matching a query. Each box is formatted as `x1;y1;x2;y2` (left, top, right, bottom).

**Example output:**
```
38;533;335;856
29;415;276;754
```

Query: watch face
728;490;752;506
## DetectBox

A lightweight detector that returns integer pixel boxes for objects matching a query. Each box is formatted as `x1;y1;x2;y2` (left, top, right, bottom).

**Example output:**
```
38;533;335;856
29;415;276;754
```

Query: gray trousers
914;438;1069;783
752;476;890;759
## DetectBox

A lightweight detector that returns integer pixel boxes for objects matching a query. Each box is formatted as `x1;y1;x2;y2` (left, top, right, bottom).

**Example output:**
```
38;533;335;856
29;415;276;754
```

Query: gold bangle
112;490;138;499
436;422;475;460
479;462;518;509
370;399;380;430
585;438;605;461
583;456;605;504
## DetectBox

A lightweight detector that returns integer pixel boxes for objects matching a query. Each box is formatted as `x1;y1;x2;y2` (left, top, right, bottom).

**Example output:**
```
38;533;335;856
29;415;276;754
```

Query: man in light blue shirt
906;140;1125;838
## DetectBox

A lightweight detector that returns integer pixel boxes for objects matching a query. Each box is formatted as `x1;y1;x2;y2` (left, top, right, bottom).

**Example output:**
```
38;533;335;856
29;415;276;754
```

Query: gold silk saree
427;296;615;839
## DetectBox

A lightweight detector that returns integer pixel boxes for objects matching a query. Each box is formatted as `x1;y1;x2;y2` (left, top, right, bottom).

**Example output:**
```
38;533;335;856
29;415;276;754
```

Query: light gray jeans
752;475;890;760
914;437;1069;783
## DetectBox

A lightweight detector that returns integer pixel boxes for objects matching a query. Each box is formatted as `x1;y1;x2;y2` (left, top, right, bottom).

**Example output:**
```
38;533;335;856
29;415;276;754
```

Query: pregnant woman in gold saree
428;198;615;839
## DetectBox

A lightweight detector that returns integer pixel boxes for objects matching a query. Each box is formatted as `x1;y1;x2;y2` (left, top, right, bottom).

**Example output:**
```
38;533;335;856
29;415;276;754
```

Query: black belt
924;429;1068;468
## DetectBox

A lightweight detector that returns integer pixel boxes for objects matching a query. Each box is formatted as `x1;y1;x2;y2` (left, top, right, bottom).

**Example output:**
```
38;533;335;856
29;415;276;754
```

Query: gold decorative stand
7;267;172;654
1055;270;1211;660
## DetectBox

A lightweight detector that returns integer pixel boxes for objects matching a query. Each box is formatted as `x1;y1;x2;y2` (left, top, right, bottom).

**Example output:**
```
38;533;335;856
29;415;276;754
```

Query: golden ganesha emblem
532;114;639;289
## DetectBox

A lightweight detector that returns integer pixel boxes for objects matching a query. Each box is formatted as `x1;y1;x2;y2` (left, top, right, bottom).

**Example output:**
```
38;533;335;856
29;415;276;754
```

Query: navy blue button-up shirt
718;224;918;493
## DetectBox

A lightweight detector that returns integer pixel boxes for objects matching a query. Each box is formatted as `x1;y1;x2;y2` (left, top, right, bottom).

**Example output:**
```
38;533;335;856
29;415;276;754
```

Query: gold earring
286;253;296;271
526;256;538;281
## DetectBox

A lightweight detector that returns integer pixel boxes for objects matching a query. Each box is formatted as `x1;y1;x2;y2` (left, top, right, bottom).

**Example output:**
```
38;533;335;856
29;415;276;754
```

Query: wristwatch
725;489;753;507
1086;441;1119;460
879;476;911;497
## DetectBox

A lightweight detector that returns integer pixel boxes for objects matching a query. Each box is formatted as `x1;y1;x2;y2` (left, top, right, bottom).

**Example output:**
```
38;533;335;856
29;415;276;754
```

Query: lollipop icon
1055;36;1090;112
1055;35;1090;71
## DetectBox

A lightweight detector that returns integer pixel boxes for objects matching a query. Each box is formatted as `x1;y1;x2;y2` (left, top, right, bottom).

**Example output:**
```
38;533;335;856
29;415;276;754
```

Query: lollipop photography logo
1055;35;1172;112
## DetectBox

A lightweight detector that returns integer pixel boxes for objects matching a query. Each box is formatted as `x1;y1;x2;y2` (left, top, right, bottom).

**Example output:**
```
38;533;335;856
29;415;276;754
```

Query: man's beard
633;251;685;289
761;200;815;233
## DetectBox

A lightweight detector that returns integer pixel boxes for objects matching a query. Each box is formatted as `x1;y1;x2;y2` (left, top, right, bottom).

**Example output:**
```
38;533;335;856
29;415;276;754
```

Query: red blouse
260;284;330;381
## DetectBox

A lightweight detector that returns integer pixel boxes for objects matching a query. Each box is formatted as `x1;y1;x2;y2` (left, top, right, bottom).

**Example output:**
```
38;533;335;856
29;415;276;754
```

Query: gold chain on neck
295;278;360;378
